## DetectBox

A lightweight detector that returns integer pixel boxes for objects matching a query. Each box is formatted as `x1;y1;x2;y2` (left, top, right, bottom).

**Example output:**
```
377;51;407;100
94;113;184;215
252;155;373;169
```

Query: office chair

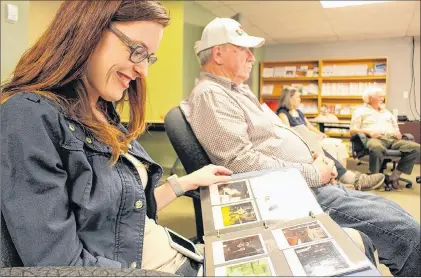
164;107;212;243
350;133;415;191
1;213;176;276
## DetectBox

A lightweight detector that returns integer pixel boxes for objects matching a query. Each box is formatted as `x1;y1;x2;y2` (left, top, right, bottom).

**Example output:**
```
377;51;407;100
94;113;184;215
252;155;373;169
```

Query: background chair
350;133;415;191
1;213;176;276
164;106;212;243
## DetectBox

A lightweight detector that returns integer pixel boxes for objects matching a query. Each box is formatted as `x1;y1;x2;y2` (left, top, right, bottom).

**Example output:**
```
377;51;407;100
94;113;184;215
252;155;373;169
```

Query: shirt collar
200;71;240;92
365;103;385;113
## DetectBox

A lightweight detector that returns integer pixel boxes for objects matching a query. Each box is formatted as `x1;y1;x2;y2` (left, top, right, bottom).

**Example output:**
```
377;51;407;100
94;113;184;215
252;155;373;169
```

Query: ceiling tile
337;32;404;41
211;5;238;18
225;1;322;17
275;36;338;44
406;2;420;36
324;1;414;36
194;1;226;10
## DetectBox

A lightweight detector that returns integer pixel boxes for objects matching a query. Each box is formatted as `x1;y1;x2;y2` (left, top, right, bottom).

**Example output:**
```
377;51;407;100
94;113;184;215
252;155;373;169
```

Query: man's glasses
109;24;157;66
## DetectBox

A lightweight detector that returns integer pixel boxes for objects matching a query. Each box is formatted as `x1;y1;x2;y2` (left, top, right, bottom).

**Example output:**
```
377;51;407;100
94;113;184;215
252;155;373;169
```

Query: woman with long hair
1;1;232;275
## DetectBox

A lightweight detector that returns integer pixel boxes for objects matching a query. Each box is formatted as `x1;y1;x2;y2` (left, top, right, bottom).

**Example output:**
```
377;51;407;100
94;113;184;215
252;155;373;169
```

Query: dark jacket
1;92;163;268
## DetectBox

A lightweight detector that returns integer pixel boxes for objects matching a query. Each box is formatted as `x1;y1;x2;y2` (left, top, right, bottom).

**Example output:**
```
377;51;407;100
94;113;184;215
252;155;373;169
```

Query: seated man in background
350;87;420;189
181;17;420;277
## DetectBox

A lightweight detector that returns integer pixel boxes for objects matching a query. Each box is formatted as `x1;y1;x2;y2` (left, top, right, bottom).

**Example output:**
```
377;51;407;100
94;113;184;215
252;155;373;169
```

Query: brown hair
1;0;170;165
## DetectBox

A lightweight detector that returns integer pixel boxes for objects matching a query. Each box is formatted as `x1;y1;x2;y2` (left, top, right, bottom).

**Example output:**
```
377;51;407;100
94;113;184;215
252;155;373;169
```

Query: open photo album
200;168;379;276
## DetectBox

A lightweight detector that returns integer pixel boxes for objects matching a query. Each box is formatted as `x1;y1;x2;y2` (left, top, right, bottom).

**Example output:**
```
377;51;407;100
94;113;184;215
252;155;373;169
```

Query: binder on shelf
200;169;378;276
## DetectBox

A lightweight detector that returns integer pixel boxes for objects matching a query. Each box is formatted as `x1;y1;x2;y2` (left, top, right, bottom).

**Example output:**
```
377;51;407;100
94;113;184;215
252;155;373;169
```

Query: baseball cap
195;17;265;55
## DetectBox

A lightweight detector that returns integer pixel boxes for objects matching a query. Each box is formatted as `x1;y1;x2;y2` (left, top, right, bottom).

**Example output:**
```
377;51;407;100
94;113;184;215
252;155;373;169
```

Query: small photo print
210;180;251;206
214;257;275;277
284;240;351;276
272;221;330;250
212;201;259;230
212;234;266;265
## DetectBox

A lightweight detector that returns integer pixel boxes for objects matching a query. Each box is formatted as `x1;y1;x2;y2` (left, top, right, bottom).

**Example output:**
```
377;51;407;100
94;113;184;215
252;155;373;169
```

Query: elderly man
181;18;420;277
350;87;420;188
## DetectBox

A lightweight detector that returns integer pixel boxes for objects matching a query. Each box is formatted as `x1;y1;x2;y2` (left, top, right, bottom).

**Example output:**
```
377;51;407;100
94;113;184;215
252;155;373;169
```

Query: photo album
200;168;378;276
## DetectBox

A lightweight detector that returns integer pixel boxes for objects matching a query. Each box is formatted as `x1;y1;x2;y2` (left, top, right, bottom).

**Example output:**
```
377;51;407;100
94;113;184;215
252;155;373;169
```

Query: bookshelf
259;57;388;120
259;57;387;152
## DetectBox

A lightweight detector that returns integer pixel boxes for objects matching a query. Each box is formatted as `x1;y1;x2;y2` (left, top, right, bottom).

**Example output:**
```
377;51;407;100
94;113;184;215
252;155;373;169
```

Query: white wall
263;37;421;120
1;1;30;82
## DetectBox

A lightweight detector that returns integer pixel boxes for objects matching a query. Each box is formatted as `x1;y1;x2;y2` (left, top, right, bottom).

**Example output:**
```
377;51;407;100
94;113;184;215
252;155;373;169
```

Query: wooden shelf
321;76;386;81
321;96;363;100
262;77;318;82
304;113;318;118
335;114;352;119
262;95;318;100
325;132;351;138
259;58;388;123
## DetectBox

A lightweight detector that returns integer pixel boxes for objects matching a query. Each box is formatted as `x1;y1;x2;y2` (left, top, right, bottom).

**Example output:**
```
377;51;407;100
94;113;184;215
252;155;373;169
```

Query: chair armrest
402;133;414;141
350;133;368;158
0;267;178;277
184;189;200;200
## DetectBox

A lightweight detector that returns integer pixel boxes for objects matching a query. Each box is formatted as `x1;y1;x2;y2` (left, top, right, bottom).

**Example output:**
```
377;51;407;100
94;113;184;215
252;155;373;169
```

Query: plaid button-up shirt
180;72;323;188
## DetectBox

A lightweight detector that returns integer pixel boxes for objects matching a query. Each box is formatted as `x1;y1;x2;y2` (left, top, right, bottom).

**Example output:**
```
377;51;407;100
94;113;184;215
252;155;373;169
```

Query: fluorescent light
320;1;390;8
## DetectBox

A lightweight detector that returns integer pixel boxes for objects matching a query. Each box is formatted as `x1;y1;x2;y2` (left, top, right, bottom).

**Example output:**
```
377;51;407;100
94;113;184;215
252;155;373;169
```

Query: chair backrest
164;107;211;174
1;213;23;267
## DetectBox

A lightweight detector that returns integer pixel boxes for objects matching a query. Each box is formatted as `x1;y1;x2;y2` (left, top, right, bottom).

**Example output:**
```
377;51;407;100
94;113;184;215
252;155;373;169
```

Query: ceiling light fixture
320;1;391;9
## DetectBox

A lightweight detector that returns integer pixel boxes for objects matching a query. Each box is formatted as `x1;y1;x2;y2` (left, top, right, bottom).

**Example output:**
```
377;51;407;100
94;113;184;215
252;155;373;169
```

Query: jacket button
130;262;137;269
69;124;75;132
135;200;143;210
86;137;93;144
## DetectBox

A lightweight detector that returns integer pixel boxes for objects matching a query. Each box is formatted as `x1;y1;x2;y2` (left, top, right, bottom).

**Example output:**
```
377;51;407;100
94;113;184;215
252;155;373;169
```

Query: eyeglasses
109;24;157;66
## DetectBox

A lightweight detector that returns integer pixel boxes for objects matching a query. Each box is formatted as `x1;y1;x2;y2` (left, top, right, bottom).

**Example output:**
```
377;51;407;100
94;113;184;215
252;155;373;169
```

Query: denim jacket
1;92;163;268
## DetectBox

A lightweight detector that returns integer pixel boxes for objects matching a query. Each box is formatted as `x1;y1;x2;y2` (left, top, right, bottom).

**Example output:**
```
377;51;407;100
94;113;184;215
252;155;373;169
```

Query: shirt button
130;262;137;269
86;137;93;144
69;124;75;132
135;200;143;210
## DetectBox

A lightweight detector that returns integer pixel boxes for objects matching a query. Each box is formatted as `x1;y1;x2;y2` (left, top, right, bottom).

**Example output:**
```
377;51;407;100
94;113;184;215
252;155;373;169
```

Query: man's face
369;91;385;107
219;44;255;84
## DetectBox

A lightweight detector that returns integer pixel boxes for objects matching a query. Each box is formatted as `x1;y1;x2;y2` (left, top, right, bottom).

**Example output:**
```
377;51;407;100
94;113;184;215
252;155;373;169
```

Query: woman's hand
178;164;233;191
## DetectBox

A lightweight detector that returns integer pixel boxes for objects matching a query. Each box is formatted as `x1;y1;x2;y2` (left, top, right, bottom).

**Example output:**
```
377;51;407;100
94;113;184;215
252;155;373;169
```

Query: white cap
195;17;265;55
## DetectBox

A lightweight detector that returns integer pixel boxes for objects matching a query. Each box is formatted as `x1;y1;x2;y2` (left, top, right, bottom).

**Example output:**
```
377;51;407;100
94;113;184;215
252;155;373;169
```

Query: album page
201;168;323;235
203;214;375;277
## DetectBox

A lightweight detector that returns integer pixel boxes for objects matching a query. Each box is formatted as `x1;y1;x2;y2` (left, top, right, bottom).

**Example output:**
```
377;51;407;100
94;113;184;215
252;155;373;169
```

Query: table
309;119;351;133
309;119;405;133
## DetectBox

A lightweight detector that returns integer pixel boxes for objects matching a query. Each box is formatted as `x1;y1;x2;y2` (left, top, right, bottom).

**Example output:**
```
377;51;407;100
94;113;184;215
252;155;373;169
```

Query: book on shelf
285;66;297;77
261;84;274;96
200;168;377;276
273;67;286;77
262;68;275;78
373;63;387;76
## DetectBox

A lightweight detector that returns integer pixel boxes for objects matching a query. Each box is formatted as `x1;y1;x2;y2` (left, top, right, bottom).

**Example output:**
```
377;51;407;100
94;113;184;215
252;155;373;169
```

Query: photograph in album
213;180;251;205
212;234;266;265
284;240;351;276
272;220;330;250
214;257;275;277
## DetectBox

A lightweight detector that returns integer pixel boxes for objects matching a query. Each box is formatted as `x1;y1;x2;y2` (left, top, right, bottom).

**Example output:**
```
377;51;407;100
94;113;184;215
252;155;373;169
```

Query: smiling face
83;21;164;104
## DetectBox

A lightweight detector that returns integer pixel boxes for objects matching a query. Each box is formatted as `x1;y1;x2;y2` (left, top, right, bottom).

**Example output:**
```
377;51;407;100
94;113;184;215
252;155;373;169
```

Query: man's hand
394;131;402;140
313;156;335;185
